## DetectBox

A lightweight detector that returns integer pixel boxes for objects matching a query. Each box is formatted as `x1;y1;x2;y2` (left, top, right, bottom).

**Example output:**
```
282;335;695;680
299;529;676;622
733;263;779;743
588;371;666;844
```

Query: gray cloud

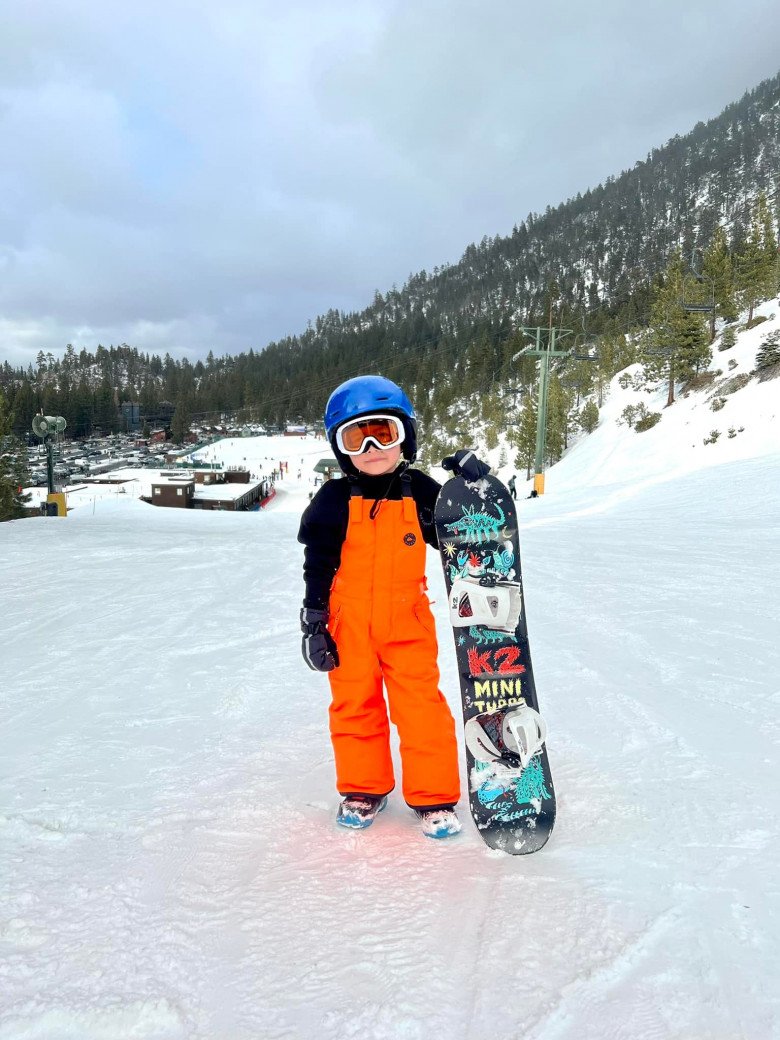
1;0;779;368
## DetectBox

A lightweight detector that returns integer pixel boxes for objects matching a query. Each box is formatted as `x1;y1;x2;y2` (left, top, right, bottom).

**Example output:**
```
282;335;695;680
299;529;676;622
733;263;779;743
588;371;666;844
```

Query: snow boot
336;794;388;829
415;807;462;840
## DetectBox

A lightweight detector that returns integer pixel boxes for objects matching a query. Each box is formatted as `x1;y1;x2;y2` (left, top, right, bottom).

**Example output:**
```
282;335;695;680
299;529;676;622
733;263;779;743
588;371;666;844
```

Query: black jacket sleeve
297;480;350;610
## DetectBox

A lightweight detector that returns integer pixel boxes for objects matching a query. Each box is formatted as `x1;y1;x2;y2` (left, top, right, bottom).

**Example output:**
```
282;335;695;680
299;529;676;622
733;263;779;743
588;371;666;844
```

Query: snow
2;325;780;1038
190;483;263;503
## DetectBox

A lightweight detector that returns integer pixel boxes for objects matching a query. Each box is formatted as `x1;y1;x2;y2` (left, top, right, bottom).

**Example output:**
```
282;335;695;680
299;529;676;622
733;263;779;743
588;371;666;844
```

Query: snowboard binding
464;705;547;770
448;577;522;633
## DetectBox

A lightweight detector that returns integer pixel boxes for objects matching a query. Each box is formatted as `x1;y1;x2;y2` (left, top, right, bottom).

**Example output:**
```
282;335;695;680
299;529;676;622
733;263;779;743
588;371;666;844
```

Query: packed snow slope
2;334;780;1038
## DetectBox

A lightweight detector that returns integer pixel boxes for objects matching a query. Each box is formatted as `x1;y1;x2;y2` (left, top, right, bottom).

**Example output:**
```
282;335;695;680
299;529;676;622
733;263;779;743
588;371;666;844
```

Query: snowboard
434;473;555;854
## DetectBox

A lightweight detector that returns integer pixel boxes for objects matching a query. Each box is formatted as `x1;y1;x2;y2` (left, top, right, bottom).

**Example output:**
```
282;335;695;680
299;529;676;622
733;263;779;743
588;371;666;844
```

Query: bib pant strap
400;470;416;523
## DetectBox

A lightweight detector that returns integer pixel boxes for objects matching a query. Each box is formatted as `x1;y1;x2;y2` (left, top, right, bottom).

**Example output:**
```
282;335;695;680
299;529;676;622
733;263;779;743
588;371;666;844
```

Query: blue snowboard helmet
325;375;417;472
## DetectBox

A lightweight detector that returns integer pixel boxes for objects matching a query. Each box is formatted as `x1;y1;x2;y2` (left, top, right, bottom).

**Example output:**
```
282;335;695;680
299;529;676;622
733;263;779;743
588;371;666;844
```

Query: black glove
442;449;491;483
300;607;339;672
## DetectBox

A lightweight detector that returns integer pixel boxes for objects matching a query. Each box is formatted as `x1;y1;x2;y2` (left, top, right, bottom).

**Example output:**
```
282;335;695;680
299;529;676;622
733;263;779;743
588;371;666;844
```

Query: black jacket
297;467;441;610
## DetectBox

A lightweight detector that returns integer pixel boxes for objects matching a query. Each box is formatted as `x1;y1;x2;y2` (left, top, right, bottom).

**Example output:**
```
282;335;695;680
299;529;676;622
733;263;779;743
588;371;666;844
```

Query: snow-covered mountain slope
2;370;779;1037
477;299;780;502
553;303;779;492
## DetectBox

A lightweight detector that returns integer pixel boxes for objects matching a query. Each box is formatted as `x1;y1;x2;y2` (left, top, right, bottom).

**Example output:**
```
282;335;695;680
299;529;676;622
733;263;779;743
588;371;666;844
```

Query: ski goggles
335;414;406;455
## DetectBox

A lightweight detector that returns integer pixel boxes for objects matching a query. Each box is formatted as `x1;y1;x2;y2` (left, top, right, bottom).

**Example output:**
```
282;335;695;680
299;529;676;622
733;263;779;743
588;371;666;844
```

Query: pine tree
140;379;159;424
512;395;537;479
642;251;711;405
9;380;36;438
718;326;738;351
95;378;118;435
63;344;77;372
702;225;737;332
0;388;31;522
591;332;634;406
57;372;74;434
736;193;778;324
579;400;600;433
545;374;569;463
755;330;780;372
72;378;93;438
171;393;193;444
563;359;595;408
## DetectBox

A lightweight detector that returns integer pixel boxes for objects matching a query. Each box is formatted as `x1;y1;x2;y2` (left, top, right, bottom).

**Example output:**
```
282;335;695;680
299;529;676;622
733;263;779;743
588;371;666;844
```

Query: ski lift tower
31;414;68;516
514;325;573;496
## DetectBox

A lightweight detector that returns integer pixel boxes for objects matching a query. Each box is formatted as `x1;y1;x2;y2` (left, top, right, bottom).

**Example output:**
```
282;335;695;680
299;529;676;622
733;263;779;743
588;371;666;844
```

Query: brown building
146;467;270;512
150;479;195;508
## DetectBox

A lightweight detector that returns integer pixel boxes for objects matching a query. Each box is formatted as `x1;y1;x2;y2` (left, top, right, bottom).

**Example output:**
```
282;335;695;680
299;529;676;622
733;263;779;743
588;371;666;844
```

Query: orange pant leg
378;596;461;808
327;600;395;796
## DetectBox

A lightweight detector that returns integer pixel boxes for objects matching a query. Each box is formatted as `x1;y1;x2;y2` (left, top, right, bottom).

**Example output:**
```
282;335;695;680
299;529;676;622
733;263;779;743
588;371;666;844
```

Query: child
297;374;489;839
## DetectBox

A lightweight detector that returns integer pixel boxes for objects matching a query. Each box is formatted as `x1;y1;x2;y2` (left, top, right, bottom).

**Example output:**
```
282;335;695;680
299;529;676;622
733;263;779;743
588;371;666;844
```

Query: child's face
351;444;402;476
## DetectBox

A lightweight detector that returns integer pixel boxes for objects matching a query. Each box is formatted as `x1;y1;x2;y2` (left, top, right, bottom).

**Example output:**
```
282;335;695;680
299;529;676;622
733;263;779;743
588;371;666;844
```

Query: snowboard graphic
434;474;555;854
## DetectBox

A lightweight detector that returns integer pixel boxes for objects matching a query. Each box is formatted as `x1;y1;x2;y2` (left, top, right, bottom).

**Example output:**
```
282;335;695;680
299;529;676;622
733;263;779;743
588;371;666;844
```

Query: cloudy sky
2;0;779;368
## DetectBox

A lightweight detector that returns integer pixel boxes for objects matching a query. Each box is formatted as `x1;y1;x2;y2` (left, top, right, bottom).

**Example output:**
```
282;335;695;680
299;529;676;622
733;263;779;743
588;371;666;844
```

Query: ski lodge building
146;468;273;511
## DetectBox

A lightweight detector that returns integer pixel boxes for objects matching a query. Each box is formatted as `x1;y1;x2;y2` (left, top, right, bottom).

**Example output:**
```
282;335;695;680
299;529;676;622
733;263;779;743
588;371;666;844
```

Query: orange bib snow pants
327;489;460;808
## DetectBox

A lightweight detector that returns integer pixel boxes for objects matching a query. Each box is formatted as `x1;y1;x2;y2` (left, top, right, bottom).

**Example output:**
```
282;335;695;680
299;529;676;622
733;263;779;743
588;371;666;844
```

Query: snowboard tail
434;474;556;855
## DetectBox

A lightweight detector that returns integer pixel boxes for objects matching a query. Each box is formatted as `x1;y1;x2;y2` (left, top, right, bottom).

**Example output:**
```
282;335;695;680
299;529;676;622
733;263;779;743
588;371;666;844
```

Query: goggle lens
337;415;404;455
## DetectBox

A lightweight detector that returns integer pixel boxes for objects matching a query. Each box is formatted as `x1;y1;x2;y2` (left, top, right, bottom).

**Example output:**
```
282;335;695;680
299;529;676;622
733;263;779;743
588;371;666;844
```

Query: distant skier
508;474;517;499
297;375;489;839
